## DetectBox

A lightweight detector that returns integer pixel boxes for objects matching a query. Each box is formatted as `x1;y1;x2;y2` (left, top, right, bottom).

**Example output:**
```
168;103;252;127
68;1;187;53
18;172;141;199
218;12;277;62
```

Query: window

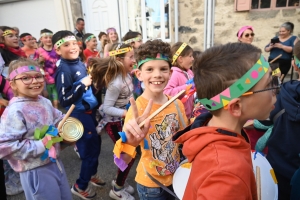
235;0;299;11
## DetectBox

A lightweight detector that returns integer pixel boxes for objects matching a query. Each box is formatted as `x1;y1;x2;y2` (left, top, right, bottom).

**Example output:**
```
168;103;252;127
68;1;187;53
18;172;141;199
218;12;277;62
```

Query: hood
271;81;300;122
173;112;249;163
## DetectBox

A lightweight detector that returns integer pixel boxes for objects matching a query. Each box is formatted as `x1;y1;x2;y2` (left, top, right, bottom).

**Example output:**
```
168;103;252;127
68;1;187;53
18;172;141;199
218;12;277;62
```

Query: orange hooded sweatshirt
174;113;258;200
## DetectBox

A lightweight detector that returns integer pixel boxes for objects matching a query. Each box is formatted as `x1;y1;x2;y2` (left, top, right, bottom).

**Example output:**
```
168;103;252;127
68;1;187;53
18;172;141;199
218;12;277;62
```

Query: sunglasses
244;33;255;38
242;76;281;96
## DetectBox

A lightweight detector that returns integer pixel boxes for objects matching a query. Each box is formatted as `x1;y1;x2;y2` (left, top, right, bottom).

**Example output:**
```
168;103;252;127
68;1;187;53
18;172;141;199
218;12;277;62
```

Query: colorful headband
124;36;142;44
85;35;95;43
199;54;269;111
295;56;300;68
40;32;53;37
137;53;169;68
107;28;116;34
109;47;132;57
2;30;16;37
272;68;281;76
20;35;32;41
54;36;77;49
172;43;187;65
9;65;41;80
237;26;254;39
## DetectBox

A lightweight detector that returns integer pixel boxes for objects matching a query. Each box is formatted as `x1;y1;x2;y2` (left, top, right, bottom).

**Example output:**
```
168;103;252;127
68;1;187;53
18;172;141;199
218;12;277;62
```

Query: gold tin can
59;117;84;142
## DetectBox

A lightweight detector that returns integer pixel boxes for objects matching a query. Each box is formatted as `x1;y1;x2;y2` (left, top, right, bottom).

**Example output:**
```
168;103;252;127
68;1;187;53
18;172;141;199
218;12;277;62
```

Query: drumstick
57;104;76;131
256;166;261;200
269;54;282;64
139;90;186;127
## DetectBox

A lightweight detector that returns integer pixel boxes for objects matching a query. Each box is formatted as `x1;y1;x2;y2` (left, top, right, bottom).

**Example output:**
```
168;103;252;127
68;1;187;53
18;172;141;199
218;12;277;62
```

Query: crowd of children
0;20;299;200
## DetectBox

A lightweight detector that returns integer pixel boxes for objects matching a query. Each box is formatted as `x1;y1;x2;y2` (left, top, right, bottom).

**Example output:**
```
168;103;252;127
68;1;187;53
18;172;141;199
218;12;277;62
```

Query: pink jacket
164;66;194;118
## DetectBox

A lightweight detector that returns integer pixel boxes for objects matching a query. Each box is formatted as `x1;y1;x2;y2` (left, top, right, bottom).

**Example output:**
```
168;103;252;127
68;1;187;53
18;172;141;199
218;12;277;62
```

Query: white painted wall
0;0;70;39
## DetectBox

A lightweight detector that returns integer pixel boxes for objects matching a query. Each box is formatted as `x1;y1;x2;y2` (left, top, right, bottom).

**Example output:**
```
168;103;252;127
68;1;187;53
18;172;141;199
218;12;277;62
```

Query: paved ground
7;133;140;200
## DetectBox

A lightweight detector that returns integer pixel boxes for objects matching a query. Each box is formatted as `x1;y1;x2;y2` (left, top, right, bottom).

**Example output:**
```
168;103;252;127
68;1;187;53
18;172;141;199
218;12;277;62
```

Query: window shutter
234;0;251;11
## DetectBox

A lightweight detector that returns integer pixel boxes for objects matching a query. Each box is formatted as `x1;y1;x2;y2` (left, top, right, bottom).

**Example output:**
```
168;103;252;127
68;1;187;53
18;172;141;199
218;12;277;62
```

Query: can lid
59;117;84;142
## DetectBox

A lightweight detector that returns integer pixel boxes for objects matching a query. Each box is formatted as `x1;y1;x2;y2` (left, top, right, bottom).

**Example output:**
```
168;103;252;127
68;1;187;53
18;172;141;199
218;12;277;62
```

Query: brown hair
294;41;300;61
135;39;172;69
193;42;261;104
89;43;132;89
171;42;193;68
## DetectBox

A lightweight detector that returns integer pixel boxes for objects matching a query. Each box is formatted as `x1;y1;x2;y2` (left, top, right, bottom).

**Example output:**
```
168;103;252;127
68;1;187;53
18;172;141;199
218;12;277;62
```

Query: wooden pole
269;54;282;64
57;104;75;131
256;166;261;200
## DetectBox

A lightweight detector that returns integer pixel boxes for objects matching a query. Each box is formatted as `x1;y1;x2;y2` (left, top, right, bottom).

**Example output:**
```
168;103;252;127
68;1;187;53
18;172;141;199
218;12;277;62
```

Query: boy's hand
124;97;152;147
0;99;8;107
81;75;92;87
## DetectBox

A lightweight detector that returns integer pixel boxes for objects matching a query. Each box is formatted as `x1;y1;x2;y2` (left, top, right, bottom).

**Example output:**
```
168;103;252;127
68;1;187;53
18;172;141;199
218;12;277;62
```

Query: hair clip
172;43;188;65
54;36;77;49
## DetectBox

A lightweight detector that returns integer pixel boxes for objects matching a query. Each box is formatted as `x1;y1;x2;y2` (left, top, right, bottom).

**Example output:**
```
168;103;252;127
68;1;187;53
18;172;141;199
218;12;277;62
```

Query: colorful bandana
40;32;53;37
295;56;300;68
124;35;142;44
237;26;254;39
85;35;95;43
109;47;132;57
172;43;187;65
137;53;169;68
9;65;41;80
2;30;16;37
54;36;77;49
199;54;269;111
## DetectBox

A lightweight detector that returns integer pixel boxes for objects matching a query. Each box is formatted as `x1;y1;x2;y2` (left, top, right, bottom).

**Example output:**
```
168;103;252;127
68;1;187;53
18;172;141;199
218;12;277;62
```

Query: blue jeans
137;183;175;200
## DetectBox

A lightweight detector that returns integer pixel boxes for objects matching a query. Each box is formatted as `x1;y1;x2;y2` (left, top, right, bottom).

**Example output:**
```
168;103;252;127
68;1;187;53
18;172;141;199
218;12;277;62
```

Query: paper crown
172;43;187;65
272;68;281;76
40;32;53;37
199;54;269;111
109;47;132;57
2;30;16;37
9;65;41;80
54;36;77;49
124;35;142;44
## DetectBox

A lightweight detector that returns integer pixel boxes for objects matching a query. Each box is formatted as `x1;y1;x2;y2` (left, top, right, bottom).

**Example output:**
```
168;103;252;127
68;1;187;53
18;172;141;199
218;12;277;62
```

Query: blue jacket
55;58;97;113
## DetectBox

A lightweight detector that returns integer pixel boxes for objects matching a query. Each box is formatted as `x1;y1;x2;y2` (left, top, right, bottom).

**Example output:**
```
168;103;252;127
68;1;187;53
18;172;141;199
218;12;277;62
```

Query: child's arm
55;71;91;108
0;111;46;160
164;70;187;96
102;84;127;118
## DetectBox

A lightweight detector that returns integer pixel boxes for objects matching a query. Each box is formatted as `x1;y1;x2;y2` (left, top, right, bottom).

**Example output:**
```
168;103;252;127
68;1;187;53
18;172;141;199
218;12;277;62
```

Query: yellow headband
109;47;133;57
272;68;281;76
2;30;16;37
172;43;188;65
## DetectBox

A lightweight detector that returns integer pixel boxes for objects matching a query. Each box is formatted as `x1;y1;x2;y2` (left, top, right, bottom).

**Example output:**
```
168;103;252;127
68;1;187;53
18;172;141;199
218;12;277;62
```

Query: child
53;30;104;200
0;58;72;200
262;41;300;200
90;43;136;200
164;42;194;118
83;33;99;63
97;32;107;57
171;43;279;199
20;33;36;59
114;39;189;200
123;31;143;99
103;27;119;57
34;29;60;108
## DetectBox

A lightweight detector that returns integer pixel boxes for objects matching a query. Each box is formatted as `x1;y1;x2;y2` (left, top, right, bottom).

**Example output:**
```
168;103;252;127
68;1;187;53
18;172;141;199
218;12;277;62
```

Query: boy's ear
55;47;62;56
226;98;242;117
136;69;143;81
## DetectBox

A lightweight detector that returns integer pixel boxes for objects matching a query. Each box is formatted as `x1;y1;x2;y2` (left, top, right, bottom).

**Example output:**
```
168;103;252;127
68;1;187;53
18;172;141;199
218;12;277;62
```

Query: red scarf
0;44;26;58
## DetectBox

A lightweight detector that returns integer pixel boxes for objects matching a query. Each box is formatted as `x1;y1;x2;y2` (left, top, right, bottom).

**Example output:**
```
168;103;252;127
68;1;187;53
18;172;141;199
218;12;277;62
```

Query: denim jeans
137;183;176;200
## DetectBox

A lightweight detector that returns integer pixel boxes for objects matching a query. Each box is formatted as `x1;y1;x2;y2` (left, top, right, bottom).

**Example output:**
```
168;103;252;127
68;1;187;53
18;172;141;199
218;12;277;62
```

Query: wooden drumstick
256;166;261;200
139;90;186;128
57;104;76;131
269;54;282;64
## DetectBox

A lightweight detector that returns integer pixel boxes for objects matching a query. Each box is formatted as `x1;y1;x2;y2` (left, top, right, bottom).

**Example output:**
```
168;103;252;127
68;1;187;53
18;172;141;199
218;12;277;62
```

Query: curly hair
89;43;132;90
135;39;172;68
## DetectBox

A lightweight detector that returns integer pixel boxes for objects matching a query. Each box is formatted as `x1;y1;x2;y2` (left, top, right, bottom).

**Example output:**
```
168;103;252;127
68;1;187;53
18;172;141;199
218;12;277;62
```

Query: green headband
137;53;169;68
85;35;95;43
295;56;300;68
200;54;269;111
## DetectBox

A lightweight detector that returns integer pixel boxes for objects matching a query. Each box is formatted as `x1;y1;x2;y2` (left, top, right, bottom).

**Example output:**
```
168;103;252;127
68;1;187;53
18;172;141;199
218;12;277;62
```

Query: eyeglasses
244;33;255;38
242;76;281;96
14;74;45;85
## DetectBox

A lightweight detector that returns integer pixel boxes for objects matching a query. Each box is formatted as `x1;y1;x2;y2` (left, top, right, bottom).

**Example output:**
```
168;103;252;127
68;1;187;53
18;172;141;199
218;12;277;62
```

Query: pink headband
107;28;116;34
237;26;254;39
9;65;41;80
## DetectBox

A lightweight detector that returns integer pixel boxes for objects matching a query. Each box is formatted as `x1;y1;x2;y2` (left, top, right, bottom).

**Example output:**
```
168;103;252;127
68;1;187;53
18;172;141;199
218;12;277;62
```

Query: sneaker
111;180;134;195
109;187;135;200
90;174;106;187
74;145;81;159
71;183;96;200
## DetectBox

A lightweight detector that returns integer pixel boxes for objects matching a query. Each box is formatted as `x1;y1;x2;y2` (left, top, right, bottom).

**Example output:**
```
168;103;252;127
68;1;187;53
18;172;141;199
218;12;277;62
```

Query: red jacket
174;113;258;200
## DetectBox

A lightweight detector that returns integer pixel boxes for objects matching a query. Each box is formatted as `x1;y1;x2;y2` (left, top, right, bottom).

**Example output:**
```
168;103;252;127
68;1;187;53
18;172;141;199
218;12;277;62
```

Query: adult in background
237;25;255;44
265;22;299;80
73;18;85;39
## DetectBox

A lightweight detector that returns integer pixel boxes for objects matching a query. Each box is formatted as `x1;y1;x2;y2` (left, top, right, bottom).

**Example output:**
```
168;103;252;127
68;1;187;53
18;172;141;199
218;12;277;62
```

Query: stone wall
177;0;300;56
